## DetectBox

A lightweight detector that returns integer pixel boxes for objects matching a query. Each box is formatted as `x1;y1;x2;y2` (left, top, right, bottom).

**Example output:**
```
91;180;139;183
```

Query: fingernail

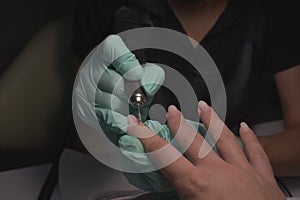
197;108;201;116
240;122;250;132
167;105;180;116
198;101;210;113
127;115;138;127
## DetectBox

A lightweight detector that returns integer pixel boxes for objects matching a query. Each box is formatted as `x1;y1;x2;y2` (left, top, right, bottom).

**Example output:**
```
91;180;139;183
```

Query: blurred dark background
0;0;76;171
0;0;74;74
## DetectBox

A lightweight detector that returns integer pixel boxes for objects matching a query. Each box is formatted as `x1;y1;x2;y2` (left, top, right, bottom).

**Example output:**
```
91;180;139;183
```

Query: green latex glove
74;35;165;138
119;119;215;192
74;34;243;193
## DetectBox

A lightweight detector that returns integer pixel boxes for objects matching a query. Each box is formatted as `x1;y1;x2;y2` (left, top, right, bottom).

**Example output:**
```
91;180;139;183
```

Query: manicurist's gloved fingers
140;63;165;97
239;122;277;187
79;35;143;96
95;90;128;116
74;36;136;121
76;35;141;89
127;115;195;182
95;107;128;134
98;62;165;102
166;105;219;164
101;35;143;81
97;68;128;101
198;101;247;165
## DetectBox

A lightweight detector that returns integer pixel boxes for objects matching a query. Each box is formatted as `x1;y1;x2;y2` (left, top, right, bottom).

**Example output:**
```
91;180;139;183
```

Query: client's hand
127;101;285;200
120;119;208;192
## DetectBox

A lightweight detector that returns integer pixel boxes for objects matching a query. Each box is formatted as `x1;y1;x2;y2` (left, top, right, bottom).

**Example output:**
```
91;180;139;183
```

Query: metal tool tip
138;110;142;122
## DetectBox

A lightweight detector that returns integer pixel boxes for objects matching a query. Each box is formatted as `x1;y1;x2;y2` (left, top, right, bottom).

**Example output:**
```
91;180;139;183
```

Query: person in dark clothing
72;0;300;175
71;0;300;198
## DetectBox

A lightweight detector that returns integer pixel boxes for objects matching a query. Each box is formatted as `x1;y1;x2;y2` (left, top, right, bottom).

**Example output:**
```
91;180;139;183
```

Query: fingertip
123;64;144;81
239;122;251;134
103;34;121;44
141;63;165;96
142;63;165;78
239;122;258;144
167;105;180;115
166;105;181;122
198;101;210;113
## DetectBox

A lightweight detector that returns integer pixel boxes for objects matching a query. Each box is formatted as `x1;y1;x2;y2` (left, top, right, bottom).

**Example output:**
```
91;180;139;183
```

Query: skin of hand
169;0;300;176
259;65;300;176
127;101;286;200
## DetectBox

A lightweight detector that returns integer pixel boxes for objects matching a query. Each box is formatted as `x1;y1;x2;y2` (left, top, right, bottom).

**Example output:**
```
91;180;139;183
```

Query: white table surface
0;148;299;200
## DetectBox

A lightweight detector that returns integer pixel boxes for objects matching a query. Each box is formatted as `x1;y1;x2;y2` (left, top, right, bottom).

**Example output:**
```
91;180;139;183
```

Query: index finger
100;35;143;81
79;35;143;87
166;105;219;164
198;101;247;165
127;115;195;182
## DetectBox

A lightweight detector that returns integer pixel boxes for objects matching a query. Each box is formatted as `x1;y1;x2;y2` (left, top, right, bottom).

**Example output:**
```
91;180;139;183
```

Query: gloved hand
119;119;215;192
74;35;165;138
74;34;241;193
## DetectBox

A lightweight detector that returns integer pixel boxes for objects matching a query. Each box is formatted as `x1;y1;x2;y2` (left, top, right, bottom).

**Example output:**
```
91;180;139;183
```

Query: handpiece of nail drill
114;6;147;121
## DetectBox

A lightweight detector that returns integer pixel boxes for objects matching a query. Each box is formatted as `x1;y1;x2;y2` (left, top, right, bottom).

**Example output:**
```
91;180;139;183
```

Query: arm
258;65;300;176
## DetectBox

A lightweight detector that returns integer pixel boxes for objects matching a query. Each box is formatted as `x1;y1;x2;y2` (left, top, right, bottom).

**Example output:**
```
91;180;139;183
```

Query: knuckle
172;170;206;197
104;35;121;45
146;138;168;152
255;149;269;160
248;145;269;161
101;35;123;59
203;109;213;121
217;131;236;145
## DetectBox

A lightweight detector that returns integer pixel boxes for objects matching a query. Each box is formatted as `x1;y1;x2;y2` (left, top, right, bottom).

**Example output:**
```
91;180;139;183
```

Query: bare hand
127;101;285;200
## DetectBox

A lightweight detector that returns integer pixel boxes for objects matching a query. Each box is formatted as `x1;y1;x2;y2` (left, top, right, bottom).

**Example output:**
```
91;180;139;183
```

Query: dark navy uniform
72;0;300;134
71;0;300;199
